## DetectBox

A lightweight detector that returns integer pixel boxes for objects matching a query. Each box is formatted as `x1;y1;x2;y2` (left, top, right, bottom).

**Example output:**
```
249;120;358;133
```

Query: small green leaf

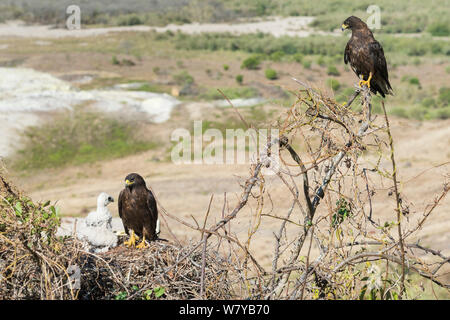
115;291;127;300
359;285;367;300
14;202;22;216
153;287;165;298
144;289;153;300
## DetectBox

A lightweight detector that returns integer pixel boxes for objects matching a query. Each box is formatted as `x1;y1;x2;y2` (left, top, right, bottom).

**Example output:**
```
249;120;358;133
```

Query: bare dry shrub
160;79;449;299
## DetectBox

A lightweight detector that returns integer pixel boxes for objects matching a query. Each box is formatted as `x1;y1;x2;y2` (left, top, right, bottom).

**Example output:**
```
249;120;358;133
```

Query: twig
381;100;406;298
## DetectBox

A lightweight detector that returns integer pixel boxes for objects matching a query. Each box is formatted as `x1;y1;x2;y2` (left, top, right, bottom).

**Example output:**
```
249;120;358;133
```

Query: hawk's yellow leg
359;72;372;88
124;230;138;248
136;234;148;249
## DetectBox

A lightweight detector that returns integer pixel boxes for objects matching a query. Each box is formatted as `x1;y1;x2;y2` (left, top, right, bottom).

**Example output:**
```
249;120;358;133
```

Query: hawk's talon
359;72;372;89
124;231;138;248
136;235;148;249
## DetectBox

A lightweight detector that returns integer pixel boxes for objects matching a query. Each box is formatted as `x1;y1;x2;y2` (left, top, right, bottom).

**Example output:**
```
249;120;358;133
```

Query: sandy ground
0;17;324;39
1;18;447;41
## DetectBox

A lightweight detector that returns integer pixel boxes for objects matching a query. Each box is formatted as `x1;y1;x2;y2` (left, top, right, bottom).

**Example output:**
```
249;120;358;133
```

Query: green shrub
421;97;436;108
265;68;278;80
407;44;427;56
13;109;156;170
118;14;143;26
172;70;194;86
293;53;304;63
236;74;243;85
317;56;326;67
433;106;450;119
302;60;311;69
241;55;262;70
327;65;340;76
326;78;341;91
428;21;450;37
270;51;285;61
408;106;428;120
223;64;229;71
112;55;120;65
409;77;420;86
438;87;450;106
389;107;408;118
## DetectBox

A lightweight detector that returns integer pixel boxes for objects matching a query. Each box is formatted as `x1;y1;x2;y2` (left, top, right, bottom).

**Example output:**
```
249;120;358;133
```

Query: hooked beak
125;179;133;187
341;24;349;31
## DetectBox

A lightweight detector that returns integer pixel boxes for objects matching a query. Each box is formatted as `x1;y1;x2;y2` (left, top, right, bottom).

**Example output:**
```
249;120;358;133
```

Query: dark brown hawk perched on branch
342;16;393;97
118;173;158;249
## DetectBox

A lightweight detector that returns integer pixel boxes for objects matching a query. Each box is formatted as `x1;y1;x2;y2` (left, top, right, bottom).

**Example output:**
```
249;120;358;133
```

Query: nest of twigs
0;172;234;300
77;240;234;300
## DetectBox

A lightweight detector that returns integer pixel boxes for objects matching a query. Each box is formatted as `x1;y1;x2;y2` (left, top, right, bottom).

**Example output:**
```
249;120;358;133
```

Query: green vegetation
293;53;304;63
128;83;171;94
172;70;194;86
1;195;60;244
438;87;450;106
302;59;312;69
3;0;448;37
173;32;449;63
235;74;244;85
111;55;120;65
332;198;351;228
269;51;285;62
200;86;258;100
265;68;278;80
0;2;448;122
408;77;420;86
317;56;326;67
13;108;157;171
327;65;340;76
241;54;262;70
427;21;450;37
111;55;136;66
327;78;341;92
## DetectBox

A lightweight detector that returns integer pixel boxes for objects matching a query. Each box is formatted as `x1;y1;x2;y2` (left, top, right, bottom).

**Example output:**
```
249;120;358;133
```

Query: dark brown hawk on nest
342;16;393;97
118;173;158;249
